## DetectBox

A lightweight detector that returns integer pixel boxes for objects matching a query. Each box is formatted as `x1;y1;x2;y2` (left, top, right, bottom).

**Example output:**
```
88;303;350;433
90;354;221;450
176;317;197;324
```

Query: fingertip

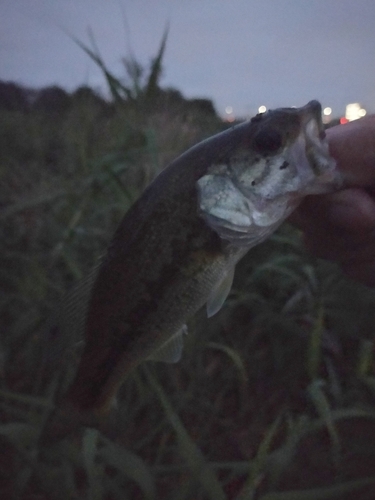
326;188;375;230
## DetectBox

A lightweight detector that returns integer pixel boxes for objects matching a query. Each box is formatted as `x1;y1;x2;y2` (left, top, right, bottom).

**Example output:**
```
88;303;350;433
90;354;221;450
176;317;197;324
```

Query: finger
327;115;375;187
290;188;375;234
303;230;375;263
290;189;375;264
325;188;375;230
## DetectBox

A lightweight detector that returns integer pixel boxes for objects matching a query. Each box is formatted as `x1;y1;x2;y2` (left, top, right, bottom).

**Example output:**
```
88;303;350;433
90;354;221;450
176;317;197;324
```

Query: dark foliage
1;34;375;500
0;81;29;112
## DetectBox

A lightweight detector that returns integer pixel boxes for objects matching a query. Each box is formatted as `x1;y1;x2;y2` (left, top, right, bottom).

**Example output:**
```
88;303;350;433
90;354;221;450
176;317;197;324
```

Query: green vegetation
1;34;375;500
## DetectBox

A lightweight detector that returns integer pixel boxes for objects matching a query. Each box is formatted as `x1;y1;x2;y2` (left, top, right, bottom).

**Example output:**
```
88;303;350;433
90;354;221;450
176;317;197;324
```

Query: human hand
290;115;375;286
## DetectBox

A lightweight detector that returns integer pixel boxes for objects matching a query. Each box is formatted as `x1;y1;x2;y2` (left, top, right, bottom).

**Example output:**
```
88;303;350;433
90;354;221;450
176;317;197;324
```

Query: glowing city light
225;106;233;114
258;105;267;113
345;103;367;121
323;107;332;116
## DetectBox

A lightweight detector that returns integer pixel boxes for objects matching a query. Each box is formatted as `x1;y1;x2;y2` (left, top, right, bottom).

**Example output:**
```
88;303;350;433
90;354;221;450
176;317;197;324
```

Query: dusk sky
1;0;375;118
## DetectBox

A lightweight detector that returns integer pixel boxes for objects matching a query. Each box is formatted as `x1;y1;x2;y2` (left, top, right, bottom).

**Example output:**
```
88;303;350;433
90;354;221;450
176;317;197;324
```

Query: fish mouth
297;101;342;192
300;100;328;173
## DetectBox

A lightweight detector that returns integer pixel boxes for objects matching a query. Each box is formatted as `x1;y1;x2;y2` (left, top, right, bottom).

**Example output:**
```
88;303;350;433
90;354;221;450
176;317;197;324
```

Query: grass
1;33;375;499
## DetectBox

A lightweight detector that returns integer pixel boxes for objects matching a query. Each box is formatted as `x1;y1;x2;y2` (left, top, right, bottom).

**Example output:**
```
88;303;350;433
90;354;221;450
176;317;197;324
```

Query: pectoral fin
206;266;235;318
147;325;188;363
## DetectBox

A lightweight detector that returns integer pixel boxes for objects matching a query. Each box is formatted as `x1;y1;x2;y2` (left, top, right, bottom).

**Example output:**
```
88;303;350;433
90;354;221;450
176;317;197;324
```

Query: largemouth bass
44;100;341;439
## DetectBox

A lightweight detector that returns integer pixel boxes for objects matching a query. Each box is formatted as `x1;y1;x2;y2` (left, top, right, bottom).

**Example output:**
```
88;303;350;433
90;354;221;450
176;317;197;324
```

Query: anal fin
147;325;188;363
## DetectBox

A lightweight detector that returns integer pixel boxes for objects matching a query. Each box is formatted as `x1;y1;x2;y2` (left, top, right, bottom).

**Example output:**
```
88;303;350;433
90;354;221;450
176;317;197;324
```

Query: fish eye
253;128;282;154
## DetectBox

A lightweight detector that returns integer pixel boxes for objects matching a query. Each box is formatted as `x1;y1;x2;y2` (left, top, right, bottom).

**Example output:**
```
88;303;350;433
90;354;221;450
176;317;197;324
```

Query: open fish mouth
295;100;342;192
197;100;342;245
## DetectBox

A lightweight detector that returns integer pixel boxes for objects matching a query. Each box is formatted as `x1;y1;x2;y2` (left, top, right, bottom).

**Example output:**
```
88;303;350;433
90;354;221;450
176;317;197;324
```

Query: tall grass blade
206;341;247;381
83;428;102;500
100;436;155;500
145;367;226;500
0;422;37;449
258;476;375;500
360;376;375;397
0;190;67;219
265;415;309;490
144;25;169;103
236;415;282;500
72;32;132;102
307;305;324;380
0;389;52;409
307;380;340;466
356;339;374;377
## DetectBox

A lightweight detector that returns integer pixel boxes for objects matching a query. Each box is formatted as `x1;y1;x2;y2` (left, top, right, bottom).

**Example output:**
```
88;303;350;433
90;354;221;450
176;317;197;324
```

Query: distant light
258;105;267;113
227;115;235;123
323;107;332;116
225;106;233;114
340;117;349;124
345;103;366;121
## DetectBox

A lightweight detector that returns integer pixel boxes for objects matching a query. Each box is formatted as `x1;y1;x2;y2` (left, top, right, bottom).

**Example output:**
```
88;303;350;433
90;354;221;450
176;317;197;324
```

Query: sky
1;0;374;118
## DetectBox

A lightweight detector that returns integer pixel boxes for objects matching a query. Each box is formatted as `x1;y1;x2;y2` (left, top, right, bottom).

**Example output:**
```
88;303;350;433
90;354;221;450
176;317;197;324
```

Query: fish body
46;101;340;435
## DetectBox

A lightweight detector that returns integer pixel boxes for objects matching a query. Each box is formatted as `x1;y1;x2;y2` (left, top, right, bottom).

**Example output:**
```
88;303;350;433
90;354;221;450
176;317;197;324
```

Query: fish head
226;100;340;199
197;100;342;245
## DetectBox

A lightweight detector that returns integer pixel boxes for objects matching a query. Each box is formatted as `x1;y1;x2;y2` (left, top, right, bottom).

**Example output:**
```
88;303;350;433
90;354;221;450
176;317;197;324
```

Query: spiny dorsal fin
44;261;102;364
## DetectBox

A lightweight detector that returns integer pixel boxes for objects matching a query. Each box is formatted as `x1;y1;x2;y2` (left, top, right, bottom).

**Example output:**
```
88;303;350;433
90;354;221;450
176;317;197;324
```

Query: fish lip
298;101;342;190
299;100;324;132
302;99;323;117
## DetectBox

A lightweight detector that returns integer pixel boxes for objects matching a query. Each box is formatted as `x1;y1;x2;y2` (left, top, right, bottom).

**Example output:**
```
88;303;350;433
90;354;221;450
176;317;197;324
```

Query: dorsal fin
44;261;102;364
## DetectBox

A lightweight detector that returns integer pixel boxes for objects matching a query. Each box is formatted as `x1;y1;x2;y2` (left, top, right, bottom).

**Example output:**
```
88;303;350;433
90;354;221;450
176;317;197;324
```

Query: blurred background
1;0;375;119
1;1;375;499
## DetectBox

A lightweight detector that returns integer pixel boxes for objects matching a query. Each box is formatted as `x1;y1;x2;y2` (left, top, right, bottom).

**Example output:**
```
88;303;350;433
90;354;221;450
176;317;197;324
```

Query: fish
42;100;341;440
